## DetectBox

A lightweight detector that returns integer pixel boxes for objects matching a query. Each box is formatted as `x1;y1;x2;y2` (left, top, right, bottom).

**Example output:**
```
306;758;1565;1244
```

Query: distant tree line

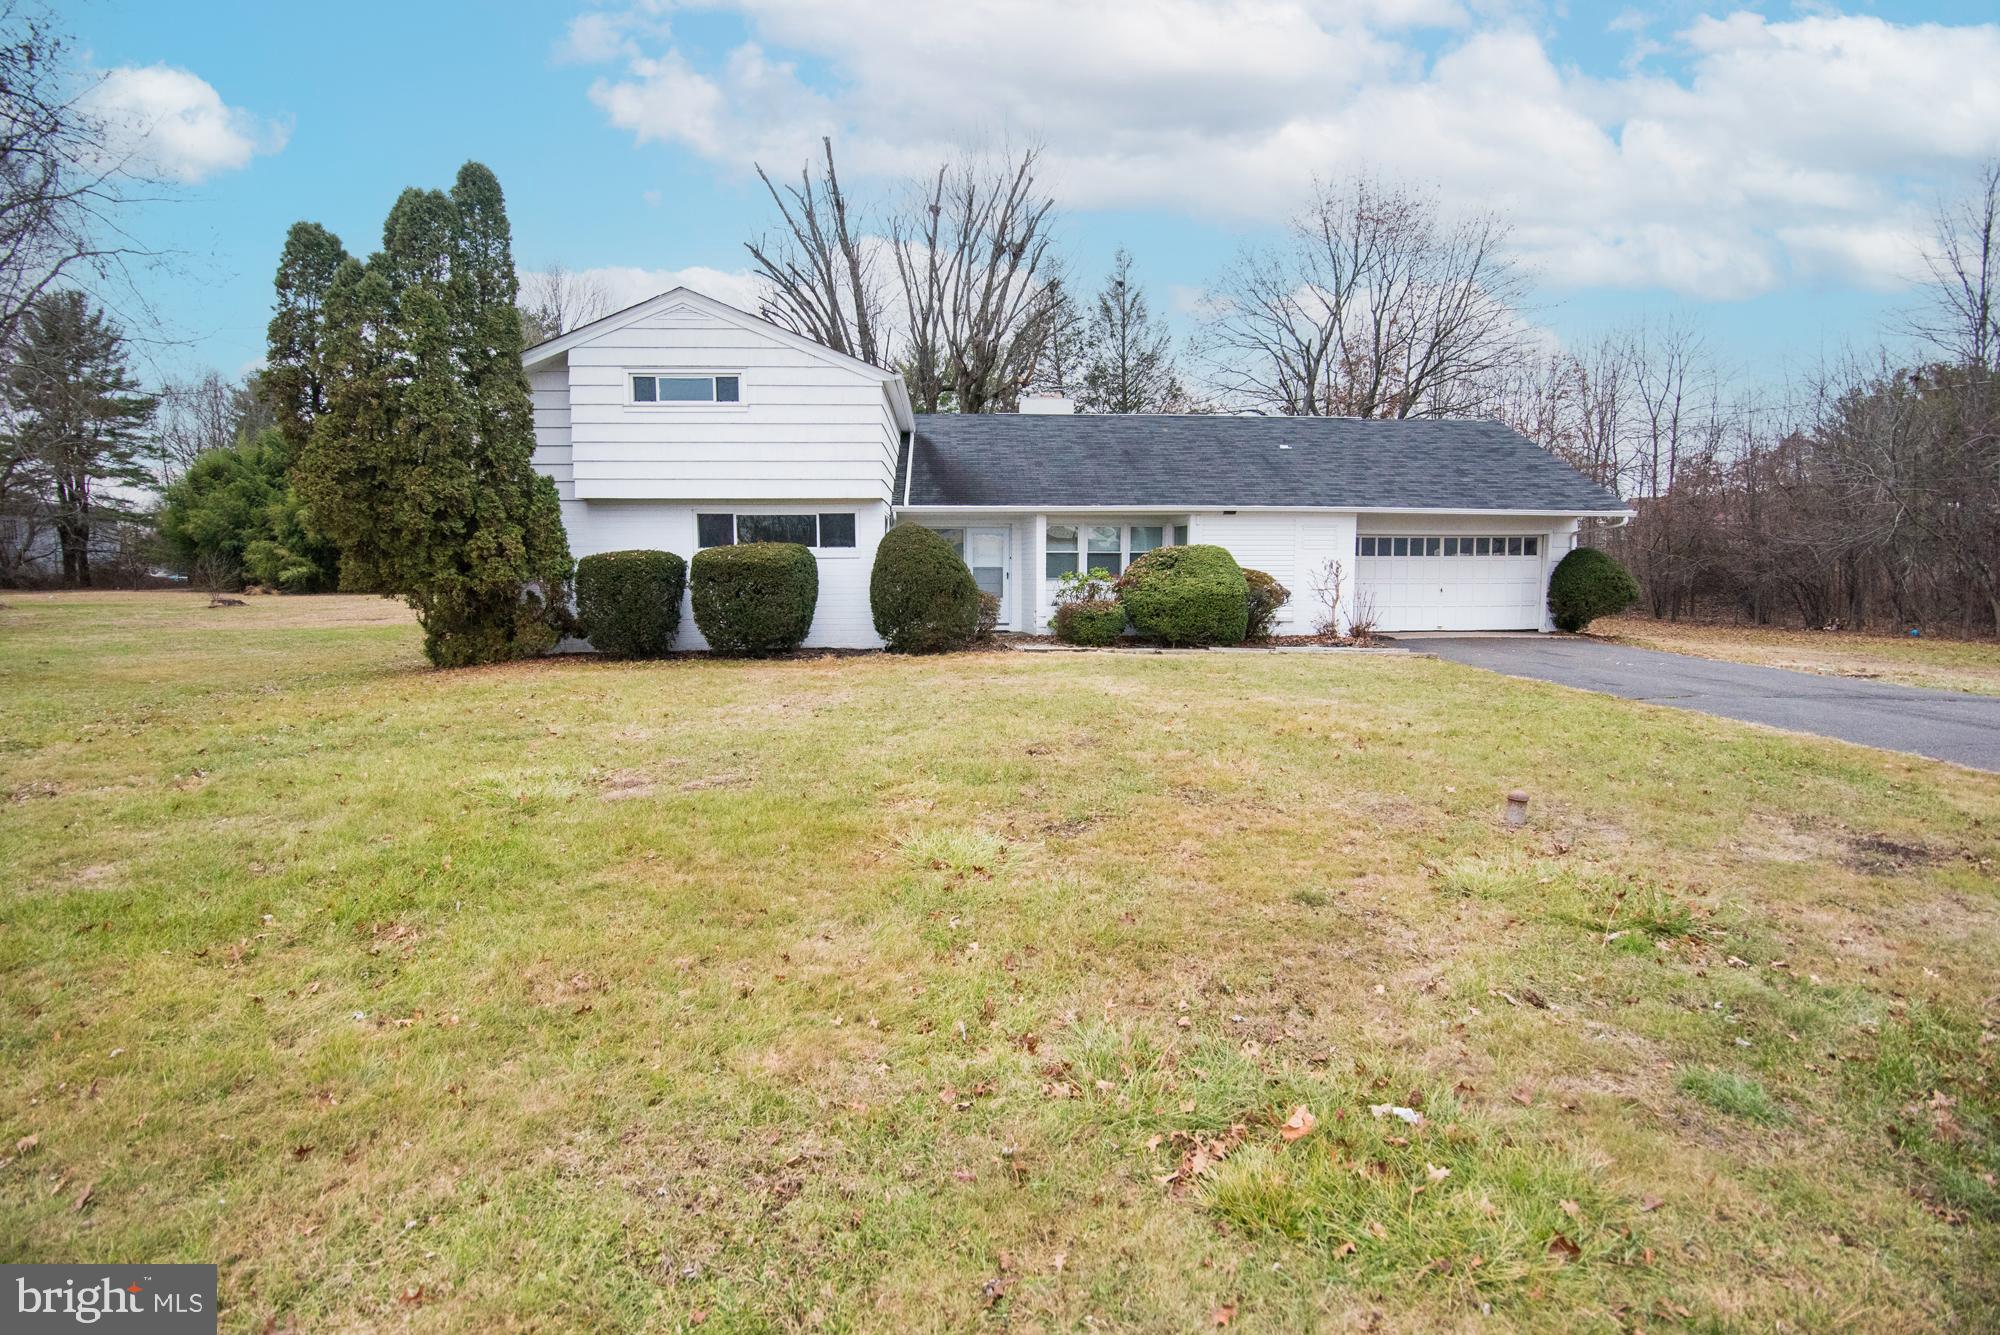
1490;163;2000;634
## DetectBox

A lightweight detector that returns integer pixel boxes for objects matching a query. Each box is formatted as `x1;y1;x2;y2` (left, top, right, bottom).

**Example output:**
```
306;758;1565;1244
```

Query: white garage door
1356;534;1547;631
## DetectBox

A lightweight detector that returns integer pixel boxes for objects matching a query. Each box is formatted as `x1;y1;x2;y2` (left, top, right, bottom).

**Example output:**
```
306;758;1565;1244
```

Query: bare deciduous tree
517;262;611;345
152;370;243;482
892;145;1064;413
1197;175;1529;418
0;2;159;359
742;140;1065;413
746;136;884;366
1028;280;1086;398
1908;158;2000;372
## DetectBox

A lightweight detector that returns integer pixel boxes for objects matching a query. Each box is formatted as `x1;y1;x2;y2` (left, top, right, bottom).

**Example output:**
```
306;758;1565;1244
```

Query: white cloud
522;263;768;317
576;3;2000;300
84;65;288;184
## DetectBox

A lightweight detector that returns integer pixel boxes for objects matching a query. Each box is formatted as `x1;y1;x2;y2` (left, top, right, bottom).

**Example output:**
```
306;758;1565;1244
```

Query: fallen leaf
1334;1240;1357;1257
1547;1234;1582;1263
1211;1303;1236;1326
1640;1195;1664;1212
1426;1163;1451;1183
15;1133;38;1154
1280;1105;1316;1142
71;1181;93;1212
1560;1198;1581;1219
689;1309;708;1325
1368;1221;1388;1239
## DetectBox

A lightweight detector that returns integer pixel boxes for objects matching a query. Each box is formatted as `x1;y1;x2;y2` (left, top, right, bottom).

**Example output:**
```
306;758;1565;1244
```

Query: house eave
893;503;1636;518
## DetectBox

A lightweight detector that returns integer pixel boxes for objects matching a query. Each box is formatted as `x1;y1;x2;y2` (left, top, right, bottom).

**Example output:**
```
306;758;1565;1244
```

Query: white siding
561;307;899;503
529;366;572;500
1188;514;1306;628
564;500;891;650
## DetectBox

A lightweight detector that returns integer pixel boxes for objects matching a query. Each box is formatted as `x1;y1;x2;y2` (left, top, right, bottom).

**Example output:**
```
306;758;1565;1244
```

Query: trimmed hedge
1548;546;1640;632
871;524;981;652
1115;545;1249;646
690;542;818;654
1053;600;1125;646
575;549;685;657
1242;567;1291;641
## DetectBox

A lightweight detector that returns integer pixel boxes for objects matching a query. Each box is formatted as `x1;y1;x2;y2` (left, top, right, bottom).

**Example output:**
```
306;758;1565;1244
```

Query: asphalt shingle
897;414;1626;512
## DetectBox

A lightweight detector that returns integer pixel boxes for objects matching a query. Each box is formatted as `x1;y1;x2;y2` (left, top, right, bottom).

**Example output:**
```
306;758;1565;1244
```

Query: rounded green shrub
1547;546;1641;632
870;524;981;652
1115;545;1249;646
1242;567;1291;641
575;549;686;657
1053;600;1125;646
690;543;818;654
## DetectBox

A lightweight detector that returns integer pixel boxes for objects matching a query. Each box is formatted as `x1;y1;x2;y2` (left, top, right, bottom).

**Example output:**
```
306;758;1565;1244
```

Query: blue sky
72;0;2000;392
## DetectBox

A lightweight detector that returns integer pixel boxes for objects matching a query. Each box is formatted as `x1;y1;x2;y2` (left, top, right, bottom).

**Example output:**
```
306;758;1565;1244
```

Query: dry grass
1594;614;2000;696
3;593;1997;1332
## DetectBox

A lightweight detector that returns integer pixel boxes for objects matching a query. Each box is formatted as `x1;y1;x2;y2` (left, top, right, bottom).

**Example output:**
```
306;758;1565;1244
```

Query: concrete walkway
1414;635;2000;772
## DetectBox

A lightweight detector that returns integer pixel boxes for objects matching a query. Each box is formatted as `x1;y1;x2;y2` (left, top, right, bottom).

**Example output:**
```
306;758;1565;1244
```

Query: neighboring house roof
521;286;915;431
897;414;1627;513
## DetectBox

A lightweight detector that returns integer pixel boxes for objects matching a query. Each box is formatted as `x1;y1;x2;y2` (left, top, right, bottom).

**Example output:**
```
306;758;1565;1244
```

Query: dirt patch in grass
597;769;658;801
1842;833;1948;875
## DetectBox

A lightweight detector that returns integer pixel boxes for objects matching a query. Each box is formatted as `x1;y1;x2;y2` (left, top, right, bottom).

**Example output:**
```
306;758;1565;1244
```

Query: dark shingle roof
897;414;1625;512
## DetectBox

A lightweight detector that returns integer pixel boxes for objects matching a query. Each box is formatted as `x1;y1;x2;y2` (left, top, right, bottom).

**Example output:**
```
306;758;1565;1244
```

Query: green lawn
4;592;1998;1332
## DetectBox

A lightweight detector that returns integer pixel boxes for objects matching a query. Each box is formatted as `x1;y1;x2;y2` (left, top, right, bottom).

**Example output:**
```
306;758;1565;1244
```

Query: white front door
931;525;1013;627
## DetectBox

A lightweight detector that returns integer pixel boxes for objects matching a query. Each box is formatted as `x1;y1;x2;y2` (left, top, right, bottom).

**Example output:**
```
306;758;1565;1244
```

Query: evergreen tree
156;427;338;591
292;163;572;666
263;222;350;449
1080;249;1184;414
2;291;154;585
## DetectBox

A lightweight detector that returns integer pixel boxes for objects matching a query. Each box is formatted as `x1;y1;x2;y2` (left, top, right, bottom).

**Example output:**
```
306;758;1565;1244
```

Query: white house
523;288;1632;647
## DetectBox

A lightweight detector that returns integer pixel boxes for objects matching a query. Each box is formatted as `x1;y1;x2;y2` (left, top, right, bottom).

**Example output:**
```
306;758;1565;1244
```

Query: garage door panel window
1357;535;1541;558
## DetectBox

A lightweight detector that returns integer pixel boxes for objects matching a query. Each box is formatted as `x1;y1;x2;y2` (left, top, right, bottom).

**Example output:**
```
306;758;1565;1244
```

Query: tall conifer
264;222;350;450
291;164;571;665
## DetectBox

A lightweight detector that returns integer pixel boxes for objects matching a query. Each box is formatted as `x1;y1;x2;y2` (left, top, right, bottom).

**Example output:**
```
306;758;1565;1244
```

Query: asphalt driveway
1414;636;2000;772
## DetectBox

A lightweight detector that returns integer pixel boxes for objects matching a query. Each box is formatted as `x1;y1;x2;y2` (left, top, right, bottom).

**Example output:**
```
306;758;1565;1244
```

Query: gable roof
521;286;914;430
896;414;1627;513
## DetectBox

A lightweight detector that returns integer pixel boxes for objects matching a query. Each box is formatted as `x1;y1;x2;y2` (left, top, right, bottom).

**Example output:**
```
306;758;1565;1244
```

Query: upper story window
631;373;740;404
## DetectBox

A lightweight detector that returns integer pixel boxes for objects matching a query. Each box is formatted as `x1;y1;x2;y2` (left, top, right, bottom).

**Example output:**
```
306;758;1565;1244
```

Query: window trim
694;510;859;553
627;370;746;407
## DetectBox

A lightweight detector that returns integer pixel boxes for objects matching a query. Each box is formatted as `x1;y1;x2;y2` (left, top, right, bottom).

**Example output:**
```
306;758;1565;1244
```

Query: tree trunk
58;515;91;587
